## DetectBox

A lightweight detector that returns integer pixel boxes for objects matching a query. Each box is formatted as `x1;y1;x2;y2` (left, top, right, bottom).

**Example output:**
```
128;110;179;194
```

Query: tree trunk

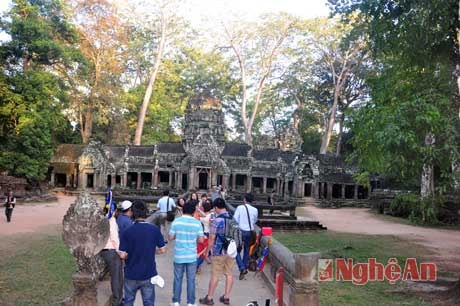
420;133;435;198
81;107;93;145
335;113;345;156
133;17;167;146
320;89;340;154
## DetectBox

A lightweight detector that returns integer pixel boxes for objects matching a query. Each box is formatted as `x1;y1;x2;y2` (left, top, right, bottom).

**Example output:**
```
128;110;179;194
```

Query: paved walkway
97;243;273;306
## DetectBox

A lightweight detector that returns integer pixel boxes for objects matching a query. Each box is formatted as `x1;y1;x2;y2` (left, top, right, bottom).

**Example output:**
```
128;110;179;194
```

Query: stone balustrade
260;236;320;306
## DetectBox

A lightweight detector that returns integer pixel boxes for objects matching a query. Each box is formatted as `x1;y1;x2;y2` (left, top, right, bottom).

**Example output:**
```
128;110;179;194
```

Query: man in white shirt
100;214;123;306
157;190;176;243
233;193;258;280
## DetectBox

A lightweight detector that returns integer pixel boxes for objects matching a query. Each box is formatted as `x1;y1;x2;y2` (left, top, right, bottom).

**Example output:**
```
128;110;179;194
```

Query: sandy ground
298;206;460;273
0;194;76;236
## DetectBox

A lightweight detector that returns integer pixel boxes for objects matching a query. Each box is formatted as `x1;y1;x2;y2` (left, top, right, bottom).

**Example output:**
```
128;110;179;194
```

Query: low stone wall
316;198;370;208
260;236;320;306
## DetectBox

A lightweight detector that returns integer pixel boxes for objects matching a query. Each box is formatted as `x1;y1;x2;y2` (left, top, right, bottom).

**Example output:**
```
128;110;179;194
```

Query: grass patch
0;233;75;306
275;231;433;306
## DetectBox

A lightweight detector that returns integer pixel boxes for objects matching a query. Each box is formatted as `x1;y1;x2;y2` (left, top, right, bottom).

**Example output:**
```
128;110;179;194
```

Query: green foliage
0;0;81;181
331;0;460;191
120;47;238;144
389;193;444;225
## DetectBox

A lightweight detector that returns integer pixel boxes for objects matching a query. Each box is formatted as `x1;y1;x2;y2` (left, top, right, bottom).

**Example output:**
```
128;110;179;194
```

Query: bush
389;193;443;225
388;193;418;218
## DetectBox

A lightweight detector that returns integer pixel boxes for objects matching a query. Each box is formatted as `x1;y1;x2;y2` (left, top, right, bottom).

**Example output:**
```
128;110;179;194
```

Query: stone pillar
246;175;252;192
354;185;359;199
319;183;324;199
74;168;79;188
190;168;196;190
177;172;182;190
262;176;267;194
327;183;332;200
284;181;289;199
289;252;320;306
111;175;116;188
122;173;127;188
62;192;109;306
341;185;346;199
276;178;280;195
78;171;85;189
223;175;229;189
211;169;218;187
153;169;159;189
168;170;173;187
136;172;141;189
232;174;236;191
72;273;98;306
311;182;316;198
50;170;55;186
66;174;71;188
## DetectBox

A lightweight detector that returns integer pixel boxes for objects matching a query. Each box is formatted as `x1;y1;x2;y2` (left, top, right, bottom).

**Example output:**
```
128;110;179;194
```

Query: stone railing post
289;252;320;306
63;192;109;306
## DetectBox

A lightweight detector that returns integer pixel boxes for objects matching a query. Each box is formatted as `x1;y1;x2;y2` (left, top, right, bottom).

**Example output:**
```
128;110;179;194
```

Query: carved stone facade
50;97;370;202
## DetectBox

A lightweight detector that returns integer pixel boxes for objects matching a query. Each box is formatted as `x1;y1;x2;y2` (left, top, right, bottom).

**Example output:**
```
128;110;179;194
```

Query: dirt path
0;194;76;236
298;206;460;273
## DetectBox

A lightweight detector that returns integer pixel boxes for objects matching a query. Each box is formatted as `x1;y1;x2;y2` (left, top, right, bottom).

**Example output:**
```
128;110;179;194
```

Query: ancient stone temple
50;97;374;204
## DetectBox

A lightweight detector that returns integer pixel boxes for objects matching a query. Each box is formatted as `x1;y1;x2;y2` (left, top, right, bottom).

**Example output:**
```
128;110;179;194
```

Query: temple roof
128;146;155;157
320;173;355;184
108;146;126;159
253;149;297;163
157;143;185;154
52;144;84;162
222;143;251;157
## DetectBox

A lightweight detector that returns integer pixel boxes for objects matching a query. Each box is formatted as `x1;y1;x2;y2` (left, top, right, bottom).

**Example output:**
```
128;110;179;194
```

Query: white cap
121;200;132;211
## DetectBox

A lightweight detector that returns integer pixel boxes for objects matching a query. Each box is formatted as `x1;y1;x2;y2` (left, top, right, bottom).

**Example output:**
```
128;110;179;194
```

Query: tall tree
67;0;127;144
330;0;459;198
0;0;81;181
223;13;295;146
128;0;183;145
302;17;368;154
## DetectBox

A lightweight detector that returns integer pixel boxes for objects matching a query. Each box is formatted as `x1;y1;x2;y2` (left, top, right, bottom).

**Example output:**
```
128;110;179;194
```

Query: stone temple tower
183;96;226;158
182;96;228;190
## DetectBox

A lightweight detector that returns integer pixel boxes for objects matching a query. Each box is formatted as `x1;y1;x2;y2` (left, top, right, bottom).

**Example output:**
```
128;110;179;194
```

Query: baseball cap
121;200;132;211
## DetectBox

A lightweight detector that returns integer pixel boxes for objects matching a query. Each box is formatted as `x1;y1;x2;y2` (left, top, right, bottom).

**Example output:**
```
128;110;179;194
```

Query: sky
0;0;329;26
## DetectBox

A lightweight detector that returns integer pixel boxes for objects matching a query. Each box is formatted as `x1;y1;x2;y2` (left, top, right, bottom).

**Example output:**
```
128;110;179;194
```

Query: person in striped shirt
169;201;204;306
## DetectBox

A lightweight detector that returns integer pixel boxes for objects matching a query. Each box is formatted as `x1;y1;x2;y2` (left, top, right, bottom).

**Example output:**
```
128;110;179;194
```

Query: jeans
124;278;155;306
100;249;123;306
172;261;197;304
236;230;252;272
5;208;13;222
196;257;204;269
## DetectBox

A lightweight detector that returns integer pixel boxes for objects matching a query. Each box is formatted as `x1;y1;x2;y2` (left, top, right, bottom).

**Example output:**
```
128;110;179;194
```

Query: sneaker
187;304;197;306
239;269;248;280
219;295;230;305
199;295;214;305
171;303;179;306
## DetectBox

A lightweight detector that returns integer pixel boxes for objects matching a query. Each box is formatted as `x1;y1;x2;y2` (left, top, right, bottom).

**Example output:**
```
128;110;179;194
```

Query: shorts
211;255;235;277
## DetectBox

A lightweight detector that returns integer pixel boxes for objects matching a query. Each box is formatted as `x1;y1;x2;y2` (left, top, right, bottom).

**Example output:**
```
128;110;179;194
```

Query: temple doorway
196;167;210;190
199;172;208;189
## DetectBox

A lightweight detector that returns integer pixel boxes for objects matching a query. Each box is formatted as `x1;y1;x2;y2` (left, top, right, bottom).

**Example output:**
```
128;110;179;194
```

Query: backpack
218;214;242;258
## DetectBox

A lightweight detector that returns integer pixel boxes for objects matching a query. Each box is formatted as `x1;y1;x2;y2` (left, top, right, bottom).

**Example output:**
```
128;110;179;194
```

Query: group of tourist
101;186;258;306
